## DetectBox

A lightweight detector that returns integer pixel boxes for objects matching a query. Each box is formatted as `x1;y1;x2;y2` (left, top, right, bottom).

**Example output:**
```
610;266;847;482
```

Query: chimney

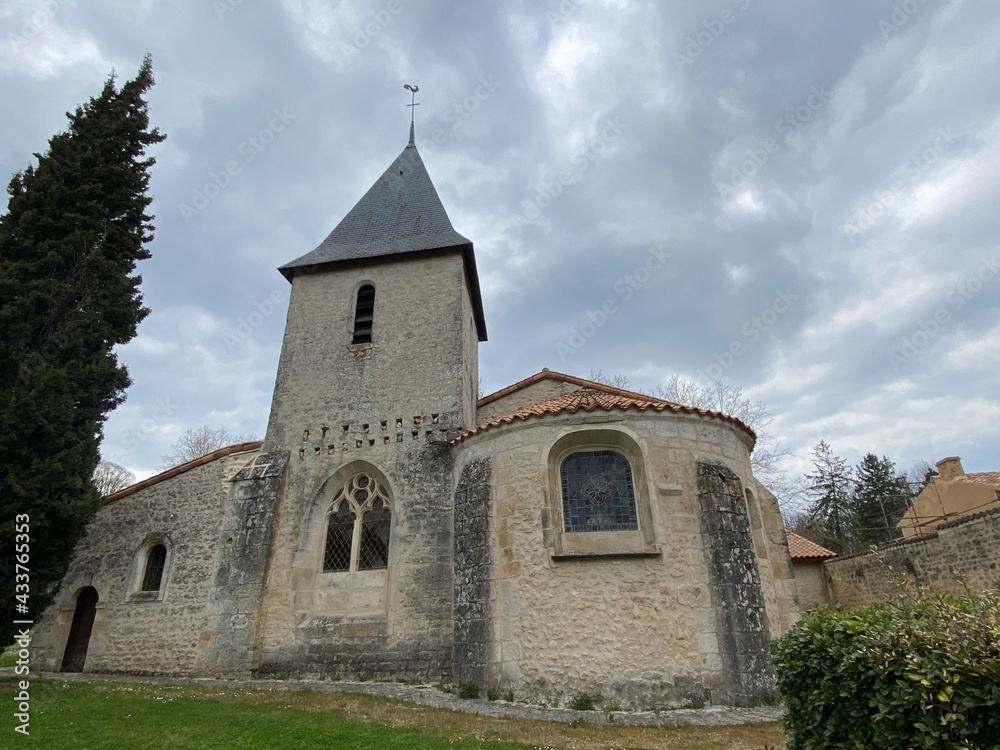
936;456;965;481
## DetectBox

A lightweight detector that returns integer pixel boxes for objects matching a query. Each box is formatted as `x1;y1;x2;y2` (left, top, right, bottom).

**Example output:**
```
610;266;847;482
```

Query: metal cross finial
404;84;419;144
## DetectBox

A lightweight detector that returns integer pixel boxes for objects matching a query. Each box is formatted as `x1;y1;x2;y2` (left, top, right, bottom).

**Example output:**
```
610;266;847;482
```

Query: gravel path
30;670;785;727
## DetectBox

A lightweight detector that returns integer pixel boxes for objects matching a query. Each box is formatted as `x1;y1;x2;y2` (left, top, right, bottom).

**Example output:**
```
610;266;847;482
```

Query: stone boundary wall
824;508;1000;609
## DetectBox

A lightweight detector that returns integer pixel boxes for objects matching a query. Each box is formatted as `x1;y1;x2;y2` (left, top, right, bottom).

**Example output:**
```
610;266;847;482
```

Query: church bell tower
252;118;487;680
264;129;487;450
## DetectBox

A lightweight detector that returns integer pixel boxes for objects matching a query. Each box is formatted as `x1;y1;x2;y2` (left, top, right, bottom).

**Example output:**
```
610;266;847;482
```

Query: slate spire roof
279;136;487;339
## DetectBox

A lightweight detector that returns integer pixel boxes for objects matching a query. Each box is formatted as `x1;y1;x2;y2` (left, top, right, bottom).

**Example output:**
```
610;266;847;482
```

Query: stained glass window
560;450;638;532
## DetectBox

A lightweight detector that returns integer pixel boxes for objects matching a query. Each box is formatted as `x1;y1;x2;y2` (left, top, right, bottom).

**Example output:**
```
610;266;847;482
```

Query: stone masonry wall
452;410;790;710
195;452;287;675
452;457;493;687
476;378;580;424
824;509;1000;609
256;254;478;681
31;449;260;674
696;461;776;706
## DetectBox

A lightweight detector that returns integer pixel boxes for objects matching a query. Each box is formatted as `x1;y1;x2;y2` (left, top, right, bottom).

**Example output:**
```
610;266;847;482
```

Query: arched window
352;284;375;344
141;544;167;591
560;450;638;532
324;503;355;572
322;473;391;572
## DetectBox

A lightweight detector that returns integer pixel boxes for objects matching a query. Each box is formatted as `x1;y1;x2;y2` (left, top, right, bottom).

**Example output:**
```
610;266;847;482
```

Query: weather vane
404;84;420;123
404;84;419;143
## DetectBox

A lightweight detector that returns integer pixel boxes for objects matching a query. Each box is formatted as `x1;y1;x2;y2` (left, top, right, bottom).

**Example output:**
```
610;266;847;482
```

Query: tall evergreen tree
851;453;912;549
805;440;854;554
0;56;164;645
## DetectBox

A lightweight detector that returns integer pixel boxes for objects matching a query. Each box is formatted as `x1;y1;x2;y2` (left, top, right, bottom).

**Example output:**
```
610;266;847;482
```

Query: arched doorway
60;587;98;672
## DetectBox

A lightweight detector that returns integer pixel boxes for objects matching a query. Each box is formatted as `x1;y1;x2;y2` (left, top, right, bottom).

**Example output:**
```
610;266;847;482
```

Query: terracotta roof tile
966;471;1000;489
456;383;755;444
785;531;837;561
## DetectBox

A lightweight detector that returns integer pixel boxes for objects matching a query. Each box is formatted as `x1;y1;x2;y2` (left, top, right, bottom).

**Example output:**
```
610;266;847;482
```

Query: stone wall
195;452;287;675
31;449;261;674
264;250;479;449
476;377;579;424
825;509;1000;609
792;562;829;607
253;447;456;682
254;251;480;681
452;409;794;709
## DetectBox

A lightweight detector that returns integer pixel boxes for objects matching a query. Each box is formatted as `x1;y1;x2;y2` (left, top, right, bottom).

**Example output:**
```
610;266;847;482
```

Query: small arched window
323;473;392;572
141;544;167;592
352;284;375;344
560;450;638;532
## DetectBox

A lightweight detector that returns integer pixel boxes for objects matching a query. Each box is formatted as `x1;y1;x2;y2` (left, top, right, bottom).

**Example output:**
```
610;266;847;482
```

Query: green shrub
568;693;596;711
772;591;1000;749
457;683;479;700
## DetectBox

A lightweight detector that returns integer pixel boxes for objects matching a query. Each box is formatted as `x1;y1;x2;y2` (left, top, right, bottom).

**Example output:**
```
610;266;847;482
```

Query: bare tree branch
158;425;258;470
588;369;632;390
92;460;136;496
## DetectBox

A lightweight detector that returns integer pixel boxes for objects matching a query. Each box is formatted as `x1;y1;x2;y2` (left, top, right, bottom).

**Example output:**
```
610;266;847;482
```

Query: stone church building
33;129;799;708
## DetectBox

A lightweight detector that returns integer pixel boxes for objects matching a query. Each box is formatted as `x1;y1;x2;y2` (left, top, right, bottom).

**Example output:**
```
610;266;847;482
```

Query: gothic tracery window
322;473;392;572
560;450;638;532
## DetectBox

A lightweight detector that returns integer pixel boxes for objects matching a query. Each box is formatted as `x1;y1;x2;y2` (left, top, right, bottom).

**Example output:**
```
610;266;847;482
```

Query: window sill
127;591;163;602
551;547;661;561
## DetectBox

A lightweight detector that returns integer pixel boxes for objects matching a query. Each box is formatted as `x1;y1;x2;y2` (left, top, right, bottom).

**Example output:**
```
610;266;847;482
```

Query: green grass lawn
0;677;787;749
0;641;20;668
3;680;530;749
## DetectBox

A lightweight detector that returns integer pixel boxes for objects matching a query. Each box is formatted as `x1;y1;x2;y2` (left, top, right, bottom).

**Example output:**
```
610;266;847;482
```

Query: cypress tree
0;55;164;645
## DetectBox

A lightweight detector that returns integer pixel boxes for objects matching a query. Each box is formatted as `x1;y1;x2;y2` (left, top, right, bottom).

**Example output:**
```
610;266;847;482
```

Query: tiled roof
473;369;755;441
278;140;486;340
103;441;263;505
785;531;837;561
966;471;1000;489
456;374;756;444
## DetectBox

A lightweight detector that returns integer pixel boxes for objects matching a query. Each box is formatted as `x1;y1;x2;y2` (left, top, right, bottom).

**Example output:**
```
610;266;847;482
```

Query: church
32;124;799;709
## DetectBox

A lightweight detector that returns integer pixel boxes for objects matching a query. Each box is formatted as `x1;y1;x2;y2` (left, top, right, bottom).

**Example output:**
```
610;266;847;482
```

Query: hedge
772;591;1000;749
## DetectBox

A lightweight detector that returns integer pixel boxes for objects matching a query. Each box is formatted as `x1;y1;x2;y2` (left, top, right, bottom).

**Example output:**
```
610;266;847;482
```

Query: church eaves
279;140;487;340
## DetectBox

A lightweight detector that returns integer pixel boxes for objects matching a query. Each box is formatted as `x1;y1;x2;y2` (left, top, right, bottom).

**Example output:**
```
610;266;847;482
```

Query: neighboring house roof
103;441;263;505
278;139;487;340
966;471;1000;489
457;371;756;444
785;531;837;562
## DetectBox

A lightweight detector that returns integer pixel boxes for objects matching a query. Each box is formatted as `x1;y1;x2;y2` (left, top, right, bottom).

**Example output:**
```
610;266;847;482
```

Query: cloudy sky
1;0;997;497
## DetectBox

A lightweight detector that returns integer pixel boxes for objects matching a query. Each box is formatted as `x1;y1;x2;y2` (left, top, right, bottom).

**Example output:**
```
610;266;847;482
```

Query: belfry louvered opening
352;284;375;343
